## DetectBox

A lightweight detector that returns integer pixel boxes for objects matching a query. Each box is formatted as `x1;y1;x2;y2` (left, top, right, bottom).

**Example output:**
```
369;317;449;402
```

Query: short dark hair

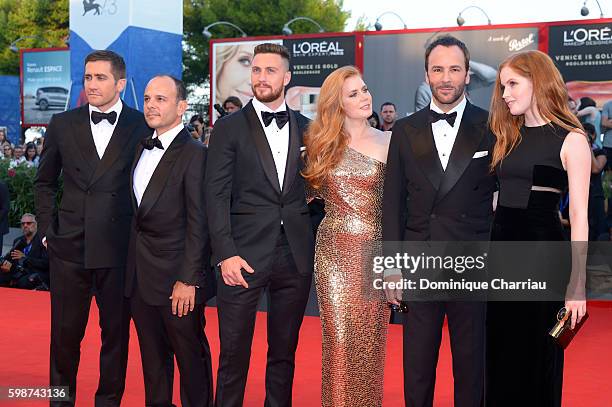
253;43;291;68
380;102;396;111
580;97;596;109
425;35;470;72
189;114;204;125
85;50;126;80
223;96;243;109
151;74;187;102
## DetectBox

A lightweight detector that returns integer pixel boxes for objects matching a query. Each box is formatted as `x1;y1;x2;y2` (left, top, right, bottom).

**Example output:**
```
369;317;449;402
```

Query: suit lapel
244;102;281;195
435;102;486;204
129;141;145;213
407;109;444;190
137;129;189;221
71;105;100;175
90;104;135;186
281;109;300;198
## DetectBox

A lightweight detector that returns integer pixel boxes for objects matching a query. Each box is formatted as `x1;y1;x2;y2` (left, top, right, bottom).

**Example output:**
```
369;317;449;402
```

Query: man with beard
382;35;495;407
206;43;314;406
380;101;397;131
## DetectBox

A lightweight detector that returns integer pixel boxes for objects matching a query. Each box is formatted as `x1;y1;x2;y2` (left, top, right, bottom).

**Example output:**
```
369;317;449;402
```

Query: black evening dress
486;123;571;407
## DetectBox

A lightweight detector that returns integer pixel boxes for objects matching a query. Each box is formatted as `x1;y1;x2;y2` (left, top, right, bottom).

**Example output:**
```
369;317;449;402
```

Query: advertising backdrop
69;0;183;110
210;34;356;123
548;21;612;108
20;49;70;126
363;27;539;117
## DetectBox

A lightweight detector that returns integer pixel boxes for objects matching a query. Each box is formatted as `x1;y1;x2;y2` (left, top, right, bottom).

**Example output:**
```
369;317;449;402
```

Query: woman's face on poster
217;44;255;106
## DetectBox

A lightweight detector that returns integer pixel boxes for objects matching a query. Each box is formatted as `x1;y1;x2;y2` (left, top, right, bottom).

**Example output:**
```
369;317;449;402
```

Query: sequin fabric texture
312;147;390;407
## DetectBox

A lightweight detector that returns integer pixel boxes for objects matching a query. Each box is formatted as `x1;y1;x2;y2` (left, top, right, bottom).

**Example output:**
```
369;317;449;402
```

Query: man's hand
0;261;11;273
169;281;196;317
220;256;254;288
10;250;25;260
384;274;403;306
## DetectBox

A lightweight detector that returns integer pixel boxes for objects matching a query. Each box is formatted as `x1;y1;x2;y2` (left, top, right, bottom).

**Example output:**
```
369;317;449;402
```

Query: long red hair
302;65;361;189
489;50;583;169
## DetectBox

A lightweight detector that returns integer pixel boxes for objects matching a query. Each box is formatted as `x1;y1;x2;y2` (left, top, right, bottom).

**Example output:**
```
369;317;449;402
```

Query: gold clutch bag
549;307;589;350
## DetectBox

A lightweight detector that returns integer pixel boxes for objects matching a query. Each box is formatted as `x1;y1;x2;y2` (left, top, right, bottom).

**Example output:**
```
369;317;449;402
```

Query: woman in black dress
486;50;590;406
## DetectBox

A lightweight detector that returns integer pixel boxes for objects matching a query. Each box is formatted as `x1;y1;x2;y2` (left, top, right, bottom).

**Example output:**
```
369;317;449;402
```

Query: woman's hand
564;300;587;329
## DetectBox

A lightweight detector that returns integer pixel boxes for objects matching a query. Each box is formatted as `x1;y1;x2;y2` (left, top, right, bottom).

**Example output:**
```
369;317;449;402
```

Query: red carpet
0;287;610;406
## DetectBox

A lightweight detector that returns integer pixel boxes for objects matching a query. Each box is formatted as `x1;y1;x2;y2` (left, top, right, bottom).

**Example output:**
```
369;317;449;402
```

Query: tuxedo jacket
205;100;315;276
35;103;150;268
125;129;215;306
382;102;496;242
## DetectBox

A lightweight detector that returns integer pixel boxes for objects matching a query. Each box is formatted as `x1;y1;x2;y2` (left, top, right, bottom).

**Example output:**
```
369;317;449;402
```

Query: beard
251;83;284;103
430;82;466;107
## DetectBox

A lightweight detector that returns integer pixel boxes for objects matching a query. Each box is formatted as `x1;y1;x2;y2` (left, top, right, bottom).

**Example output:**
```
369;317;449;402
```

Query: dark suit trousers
130;284;213;407
49;256;130;407
403;301;486;407
215;229;312;407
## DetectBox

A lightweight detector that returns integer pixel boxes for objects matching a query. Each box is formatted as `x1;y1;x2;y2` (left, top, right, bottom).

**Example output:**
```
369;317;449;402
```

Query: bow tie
91;110;117;125
429;110;457;127
141;136;164;150
261;110;289;129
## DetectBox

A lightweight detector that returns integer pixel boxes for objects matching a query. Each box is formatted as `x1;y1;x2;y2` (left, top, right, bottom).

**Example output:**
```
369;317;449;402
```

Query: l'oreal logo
563;27;612;45
292;41;344;56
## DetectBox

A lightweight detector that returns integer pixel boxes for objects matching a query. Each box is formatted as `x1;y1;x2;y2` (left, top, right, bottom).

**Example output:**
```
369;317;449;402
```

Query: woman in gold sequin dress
302;66;391;407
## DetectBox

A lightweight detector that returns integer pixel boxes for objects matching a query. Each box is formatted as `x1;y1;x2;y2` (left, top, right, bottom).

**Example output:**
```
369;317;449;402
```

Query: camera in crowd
1;251;26;277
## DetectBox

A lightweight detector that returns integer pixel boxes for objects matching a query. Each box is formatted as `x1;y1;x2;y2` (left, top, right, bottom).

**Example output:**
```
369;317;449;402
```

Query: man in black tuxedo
125;75;213;407
35;50;150;406
206;43;314;407
382;36;495;407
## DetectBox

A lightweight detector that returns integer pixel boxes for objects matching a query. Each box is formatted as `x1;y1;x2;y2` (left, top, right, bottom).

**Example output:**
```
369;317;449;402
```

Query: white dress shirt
252;97;290;189
89;98;123;159
133;123;184;206
430;96;467;170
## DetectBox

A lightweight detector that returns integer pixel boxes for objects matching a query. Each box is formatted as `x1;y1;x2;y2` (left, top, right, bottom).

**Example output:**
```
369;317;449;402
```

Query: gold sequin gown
313;147;390;407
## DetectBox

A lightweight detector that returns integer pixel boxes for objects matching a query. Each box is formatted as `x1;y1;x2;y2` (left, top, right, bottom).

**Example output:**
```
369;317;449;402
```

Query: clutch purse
549;307;589;349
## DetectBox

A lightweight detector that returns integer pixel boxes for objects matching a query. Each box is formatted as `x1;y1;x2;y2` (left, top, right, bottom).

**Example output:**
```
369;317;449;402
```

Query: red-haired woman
487;50;590;406
303;65;391;406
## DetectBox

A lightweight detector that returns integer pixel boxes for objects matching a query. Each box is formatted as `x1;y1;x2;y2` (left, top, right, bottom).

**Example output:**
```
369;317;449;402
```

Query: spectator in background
577;97;602;147
568;97;578;115
223;96;243;113
10;145;26;167
189;114;205;140
585;123;608;241
24;142;39;167
380;102;397;131
2;144;13;160
0;213;49;290
0;128;6;145
35;137;44;156
368;111;381;129
0;180;8;249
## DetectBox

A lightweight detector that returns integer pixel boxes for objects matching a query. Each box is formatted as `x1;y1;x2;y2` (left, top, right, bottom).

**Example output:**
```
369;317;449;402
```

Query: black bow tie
429;110;457;127
141;136;164;150
91;110;117;125
261;110;289;129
